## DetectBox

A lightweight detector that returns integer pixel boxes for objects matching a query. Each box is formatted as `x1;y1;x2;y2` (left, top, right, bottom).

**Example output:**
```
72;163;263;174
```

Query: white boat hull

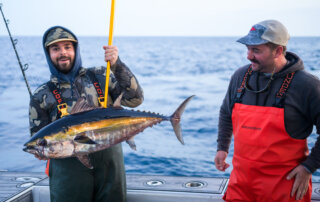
1;171;320;202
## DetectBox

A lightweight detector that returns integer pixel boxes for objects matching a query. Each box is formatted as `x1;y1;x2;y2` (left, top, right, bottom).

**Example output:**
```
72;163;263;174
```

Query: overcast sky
0;0;319;37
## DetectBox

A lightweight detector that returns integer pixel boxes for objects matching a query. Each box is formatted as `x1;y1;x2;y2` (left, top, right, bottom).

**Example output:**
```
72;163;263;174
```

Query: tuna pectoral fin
170;95;195;145
126;137;137;151
74;134;96;144
77;154;93;169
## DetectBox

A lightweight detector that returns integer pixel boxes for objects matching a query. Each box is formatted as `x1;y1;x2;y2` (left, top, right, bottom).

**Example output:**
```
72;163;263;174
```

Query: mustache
58;56;71;61
249;59;260;64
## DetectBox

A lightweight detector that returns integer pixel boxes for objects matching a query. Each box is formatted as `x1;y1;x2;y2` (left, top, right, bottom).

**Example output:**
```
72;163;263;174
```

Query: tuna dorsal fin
126;137;136;151
113;92;124;108
70;97;98;114
76;154;93;169
74;134;97;144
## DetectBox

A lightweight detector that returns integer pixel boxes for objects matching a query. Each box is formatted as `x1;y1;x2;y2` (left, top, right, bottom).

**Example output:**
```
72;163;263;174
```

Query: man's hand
286;165;311;200
214;151;230;171
103;45;118;66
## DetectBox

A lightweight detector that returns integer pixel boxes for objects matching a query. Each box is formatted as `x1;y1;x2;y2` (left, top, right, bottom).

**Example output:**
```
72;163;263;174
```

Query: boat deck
1;171;320;202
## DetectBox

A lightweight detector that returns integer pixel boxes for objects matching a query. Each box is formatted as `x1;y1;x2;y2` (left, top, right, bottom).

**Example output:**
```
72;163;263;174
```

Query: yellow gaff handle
103;0;116;108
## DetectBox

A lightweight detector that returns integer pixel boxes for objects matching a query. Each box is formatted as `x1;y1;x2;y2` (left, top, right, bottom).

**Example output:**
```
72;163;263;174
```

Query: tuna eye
37;139;47;146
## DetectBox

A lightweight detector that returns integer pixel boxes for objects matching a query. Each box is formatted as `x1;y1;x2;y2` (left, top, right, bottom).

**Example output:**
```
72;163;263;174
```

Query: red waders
223;68;312;201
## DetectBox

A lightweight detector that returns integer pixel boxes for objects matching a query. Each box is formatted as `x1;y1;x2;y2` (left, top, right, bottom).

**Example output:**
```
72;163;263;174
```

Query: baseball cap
237;20;290;46
44;27;77;47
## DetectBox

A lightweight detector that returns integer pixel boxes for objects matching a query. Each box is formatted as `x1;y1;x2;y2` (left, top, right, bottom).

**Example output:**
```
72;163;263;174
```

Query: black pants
49;144;126;202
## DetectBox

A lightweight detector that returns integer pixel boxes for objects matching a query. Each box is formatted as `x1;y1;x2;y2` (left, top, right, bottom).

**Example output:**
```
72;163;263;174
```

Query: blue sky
0;0;319;36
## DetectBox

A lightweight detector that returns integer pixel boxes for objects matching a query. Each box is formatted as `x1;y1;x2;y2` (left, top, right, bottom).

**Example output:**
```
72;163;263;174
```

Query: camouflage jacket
29;58;144;136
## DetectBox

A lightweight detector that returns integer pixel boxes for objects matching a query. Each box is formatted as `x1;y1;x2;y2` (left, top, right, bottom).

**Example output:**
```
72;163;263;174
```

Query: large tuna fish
23;95;194;168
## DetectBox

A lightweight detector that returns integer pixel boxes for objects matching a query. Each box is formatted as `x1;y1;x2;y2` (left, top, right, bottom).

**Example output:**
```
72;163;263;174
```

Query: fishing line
0;3;32;97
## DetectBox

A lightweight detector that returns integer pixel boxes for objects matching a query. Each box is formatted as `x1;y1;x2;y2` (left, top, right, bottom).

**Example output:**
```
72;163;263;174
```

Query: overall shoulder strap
234;66;253;103
86;69;105;106
273;71;296;108
47;81;69;118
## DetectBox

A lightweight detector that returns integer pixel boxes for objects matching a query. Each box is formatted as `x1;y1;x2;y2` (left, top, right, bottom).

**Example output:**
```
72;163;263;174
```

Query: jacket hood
42;26;82;83
275;51;304;78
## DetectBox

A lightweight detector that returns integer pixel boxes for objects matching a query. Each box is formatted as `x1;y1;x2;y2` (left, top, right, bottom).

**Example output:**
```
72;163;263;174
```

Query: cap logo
250;27;256;31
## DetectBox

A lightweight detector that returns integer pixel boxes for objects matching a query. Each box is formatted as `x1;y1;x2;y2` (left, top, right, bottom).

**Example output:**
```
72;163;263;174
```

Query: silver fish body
23;95;194;168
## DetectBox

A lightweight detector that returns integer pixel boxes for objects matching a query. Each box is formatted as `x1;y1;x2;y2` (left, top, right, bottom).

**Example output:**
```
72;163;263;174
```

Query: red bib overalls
223;69;312;202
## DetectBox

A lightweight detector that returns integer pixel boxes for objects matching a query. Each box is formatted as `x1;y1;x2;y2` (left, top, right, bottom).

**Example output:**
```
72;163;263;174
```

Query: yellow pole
103;0;116;108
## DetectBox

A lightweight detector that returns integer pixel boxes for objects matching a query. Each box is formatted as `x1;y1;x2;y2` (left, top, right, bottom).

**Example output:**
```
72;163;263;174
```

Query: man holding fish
28;26;144;202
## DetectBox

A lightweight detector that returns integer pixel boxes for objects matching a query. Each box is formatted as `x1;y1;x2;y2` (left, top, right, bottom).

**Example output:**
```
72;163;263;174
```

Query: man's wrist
110;56;120;72
302;165;312;174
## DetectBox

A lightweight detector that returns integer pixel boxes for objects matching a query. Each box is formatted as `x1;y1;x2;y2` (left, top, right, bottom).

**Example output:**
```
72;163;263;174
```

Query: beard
54;56;74;73
249;58;275;73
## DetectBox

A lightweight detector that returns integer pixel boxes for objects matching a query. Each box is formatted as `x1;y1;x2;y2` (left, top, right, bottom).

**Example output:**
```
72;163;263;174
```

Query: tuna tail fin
170;95;195;145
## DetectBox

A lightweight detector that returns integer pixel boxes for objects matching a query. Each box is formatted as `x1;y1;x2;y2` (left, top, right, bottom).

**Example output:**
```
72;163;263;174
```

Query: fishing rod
103;0;116;108
0;3;32;97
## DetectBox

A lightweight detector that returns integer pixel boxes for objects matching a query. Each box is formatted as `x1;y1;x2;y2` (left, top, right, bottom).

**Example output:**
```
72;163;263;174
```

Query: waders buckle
98;97;105;107
57;103;69;117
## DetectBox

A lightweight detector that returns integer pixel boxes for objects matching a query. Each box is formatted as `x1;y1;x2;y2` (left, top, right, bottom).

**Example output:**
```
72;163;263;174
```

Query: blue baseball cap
237;20;290;46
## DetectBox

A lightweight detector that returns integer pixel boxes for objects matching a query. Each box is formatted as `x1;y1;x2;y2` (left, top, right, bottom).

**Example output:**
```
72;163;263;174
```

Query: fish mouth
23;145;45;158
23;145;35;152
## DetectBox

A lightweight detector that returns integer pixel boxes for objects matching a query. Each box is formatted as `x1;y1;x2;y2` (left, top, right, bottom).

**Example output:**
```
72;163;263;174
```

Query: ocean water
0;36;320;181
